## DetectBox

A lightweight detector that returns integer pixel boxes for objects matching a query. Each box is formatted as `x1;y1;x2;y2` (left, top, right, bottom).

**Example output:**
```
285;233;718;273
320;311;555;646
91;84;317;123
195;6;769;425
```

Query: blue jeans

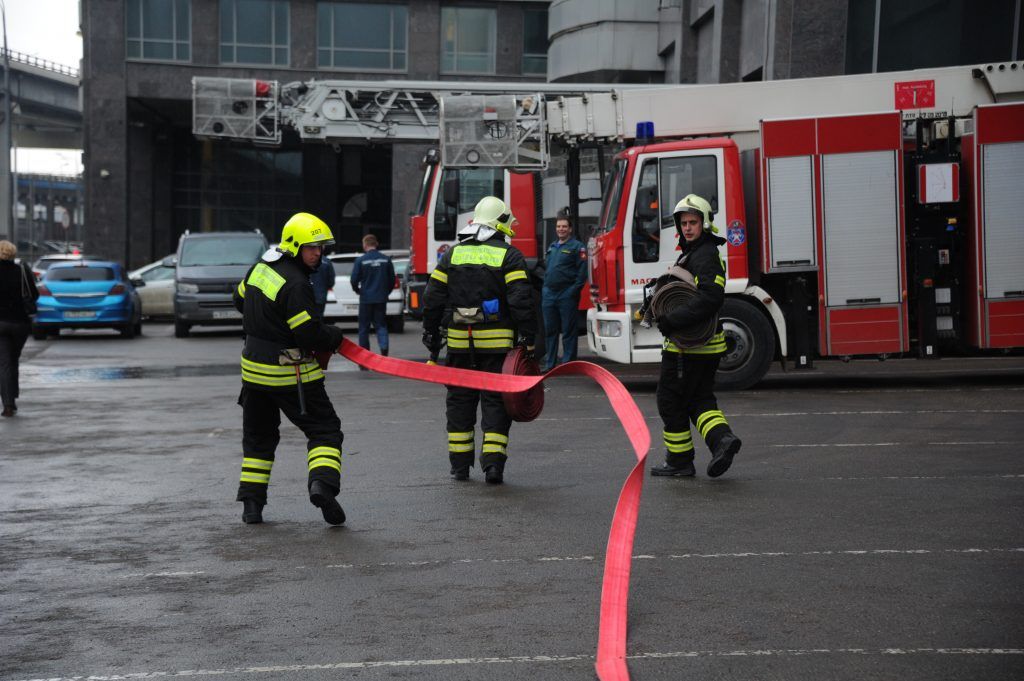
542;287;579;371
357;302;388;352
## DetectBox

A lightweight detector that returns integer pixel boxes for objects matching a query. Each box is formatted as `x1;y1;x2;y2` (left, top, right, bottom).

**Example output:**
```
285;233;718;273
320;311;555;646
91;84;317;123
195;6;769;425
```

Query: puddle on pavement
22;364;240;383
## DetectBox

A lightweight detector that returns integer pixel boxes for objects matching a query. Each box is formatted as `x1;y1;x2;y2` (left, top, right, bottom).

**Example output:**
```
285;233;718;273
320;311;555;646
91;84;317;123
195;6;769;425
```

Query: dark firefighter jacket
662;230;728;356
233;254;344;389
422;234;536;353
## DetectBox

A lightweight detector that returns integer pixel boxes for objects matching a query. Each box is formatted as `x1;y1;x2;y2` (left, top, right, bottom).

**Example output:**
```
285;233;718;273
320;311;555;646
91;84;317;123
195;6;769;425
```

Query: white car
324;251;407;333
129;255;177;319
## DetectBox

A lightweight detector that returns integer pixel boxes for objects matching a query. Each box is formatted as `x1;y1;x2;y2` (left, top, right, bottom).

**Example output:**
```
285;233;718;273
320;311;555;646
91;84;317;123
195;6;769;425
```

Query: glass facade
126;0;191;61
441;6;497;74
522;8;548;75
846;0;1021;74
172;132;303;239
317;2;408;71
220;0;289;66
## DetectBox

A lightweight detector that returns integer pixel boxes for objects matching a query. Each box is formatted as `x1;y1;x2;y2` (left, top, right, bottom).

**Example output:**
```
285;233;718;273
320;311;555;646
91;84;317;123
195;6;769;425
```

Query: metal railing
1;48;78;78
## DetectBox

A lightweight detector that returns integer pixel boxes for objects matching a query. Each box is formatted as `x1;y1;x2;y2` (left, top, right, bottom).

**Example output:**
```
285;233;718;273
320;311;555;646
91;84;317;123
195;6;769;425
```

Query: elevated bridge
4;49;82;149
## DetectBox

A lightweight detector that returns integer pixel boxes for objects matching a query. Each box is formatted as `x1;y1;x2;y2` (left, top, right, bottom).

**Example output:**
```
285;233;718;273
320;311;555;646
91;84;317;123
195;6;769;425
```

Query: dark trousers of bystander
0;320;29;412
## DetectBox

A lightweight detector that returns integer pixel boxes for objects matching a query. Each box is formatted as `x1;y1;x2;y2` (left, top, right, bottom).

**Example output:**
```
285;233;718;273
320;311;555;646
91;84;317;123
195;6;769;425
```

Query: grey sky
4;0;82;68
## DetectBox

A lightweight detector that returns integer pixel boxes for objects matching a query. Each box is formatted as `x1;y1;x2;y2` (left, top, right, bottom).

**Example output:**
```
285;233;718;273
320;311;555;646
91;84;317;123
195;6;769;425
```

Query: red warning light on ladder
894;80;935;110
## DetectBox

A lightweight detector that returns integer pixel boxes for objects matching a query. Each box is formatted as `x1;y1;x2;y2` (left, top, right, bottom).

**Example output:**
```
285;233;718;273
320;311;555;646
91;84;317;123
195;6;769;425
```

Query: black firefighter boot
241;499;264;524
484;464;504;485
650;458;696;477
707;433;742;478
309;480;346;525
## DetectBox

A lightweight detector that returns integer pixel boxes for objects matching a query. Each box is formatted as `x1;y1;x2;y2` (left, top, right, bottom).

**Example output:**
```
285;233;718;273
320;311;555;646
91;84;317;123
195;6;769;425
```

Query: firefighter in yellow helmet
651;194;742;478
231;212;347;524
422;196;537;484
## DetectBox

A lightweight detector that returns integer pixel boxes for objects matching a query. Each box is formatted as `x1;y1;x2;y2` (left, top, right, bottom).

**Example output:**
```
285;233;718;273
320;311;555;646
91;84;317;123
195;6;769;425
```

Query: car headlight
596;320;622;337
177;282;199;294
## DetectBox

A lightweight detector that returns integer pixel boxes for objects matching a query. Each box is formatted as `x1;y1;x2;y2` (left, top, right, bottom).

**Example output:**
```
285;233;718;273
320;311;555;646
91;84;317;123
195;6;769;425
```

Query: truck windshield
596;159;628;235
180;237;266;267
434;168;503;241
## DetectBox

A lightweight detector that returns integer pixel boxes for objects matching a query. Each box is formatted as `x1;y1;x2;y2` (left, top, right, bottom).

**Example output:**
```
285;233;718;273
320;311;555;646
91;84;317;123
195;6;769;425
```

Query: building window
441;7;496;74
522;8;548;75
220;0;289;66
126;0;191;61
317;2;408;71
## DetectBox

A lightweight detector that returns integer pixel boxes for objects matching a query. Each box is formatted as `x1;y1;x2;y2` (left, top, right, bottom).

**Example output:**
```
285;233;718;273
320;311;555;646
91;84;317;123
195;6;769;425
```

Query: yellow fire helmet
473;196;516;238
278;212;335;257
672;194;718;234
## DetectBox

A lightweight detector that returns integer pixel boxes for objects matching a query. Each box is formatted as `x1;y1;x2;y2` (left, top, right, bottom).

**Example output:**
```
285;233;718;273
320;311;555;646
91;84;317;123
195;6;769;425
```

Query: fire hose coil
642;265;717;349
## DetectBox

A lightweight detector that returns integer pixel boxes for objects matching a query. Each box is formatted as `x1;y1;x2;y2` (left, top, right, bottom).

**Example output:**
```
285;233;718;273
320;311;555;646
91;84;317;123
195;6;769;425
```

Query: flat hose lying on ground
338;338;650;680
641;265;717;349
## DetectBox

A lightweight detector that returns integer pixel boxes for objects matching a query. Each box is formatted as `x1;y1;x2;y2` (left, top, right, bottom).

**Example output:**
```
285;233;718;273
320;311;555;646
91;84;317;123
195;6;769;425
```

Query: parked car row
29;236;413;341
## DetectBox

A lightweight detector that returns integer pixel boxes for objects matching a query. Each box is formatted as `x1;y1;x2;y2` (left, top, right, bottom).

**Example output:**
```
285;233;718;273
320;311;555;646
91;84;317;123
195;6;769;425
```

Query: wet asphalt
1;322;1022;681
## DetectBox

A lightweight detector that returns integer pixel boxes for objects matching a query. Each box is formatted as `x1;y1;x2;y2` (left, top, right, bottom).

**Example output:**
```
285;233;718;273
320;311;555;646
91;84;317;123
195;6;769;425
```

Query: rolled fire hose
501;345;544;422
338;338;649;680
642;266;717;349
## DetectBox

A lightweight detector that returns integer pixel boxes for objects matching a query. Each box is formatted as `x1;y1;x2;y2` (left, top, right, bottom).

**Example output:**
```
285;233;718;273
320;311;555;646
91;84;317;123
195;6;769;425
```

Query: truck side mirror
634;185;658;221
442;175;460;208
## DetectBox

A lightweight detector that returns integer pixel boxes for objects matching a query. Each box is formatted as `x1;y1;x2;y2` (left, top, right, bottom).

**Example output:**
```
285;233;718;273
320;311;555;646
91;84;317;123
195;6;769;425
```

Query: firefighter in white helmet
421;196;537;484
651;194;742;478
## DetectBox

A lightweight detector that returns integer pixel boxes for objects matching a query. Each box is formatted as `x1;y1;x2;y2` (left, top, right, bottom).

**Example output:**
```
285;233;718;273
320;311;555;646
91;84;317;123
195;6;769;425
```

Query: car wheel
174;320;190;338
387;315;405;334
31;326;47;341
120;322;136;339
134;320;143;336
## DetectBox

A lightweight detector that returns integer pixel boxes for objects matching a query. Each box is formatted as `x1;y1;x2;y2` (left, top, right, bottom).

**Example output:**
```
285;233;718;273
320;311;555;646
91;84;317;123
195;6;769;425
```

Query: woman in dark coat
0;240;39;416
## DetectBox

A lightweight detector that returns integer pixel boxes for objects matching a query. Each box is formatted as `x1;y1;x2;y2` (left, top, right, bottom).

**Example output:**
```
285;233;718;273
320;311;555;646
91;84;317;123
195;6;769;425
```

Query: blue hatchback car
33;260;143;339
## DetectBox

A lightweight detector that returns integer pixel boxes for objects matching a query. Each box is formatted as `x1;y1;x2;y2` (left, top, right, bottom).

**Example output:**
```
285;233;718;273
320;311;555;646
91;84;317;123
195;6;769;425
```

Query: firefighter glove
422;330;442;355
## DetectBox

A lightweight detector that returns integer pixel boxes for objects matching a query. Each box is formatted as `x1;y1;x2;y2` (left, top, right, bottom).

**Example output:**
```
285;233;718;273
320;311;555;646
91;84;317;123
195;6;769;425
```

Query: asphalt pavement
1;322;1022;681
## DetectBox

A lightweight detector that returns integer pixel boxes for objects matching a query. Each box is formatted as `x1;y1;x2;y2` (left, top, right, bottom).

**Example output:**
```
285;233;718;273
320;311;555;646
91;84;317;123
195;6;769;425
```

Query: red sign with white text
895;80;936;110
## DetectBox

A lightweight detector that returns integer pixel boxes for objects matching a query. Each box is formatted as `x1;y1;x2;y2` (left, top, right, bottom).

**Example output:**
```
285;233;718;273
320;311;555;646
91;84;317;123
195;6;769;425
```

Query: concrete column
83;0;129;262
390;143;430;250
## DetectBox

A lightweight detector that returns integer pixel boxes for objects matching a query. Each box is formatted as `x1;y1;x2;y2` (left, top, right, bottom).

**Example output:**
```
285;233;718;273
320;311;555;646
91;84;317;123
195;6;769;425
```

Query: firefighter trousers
655;352;735;467
445;352;512;473
236;382;344;505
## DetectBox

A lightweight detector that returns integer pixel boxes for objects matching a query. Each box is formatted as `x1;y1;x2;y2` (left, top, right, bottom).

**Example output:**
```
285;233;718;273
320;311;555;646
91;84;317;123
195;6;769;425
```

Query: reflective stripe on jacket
233;255;344;389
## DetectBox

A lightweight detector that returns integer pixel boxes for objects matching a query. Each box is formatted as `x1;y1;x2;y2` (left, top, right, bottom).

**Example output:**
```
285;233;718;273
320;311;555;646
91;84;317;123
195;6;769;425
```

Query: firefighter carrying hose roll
650;194;743;478
422;196;537;484
232;212;347;525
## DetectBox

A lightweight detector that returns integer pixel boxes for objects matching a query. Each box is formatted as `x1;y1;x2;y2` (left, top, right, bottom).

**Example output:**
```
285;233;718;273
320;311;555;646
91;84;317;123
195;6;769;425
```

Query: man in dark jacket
308;252;336;319
541;214;588;370
0;241;38;417
232;212;346;525
350;234;395;356
651;194;742;478
422;196;537;484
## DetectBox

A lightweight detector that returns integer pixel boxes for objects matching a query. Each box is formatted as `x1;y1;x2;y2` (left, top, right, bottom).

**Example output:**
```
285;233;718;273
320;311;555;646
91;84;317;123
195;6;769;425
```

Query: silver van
173;230;267;338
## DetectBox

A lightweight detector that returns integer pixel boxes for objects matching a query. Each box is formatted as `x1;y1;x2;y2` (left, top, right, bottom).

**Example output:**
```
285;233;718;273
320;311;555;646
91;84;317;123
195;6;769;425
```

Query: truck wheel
174;320;190;338
716;297;775;391
387;315;405;334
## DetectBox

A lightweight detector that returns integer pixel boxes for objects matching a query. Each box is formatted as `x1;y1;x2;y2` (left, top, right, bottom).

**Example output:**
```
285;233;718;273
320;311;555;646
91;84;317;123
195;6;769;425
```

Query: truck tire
716;297;775;391
387;315;405;334
174;320;190;338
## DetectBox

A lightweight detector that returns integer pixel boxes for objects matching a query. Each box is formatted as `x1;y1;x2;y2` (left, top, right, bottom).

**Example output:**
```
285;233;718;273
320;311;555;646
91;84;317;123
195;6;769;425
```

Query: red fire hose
337;339;649;680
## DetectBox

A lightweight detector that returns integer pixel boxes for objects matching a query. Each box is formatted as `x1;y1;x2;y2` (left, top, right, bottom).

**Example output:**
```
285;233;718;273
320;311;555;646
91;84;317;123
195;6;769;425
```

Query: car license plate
64;310;96;319
343;305;358;315
212;309;242;320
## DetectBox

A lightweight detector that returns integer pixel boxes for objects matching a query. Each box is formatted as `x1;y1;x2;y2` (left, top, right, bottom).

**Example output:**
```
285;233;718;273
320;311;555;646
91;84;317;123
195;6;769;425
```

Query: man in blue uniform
541;214;588;371
350;234;396;357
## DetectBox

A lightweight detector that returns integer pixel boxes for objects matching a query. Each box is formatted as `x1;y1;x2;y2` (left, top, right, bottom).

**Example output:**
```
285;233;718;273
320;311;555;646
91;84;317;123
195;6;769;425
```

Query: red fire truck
428;62;1024;388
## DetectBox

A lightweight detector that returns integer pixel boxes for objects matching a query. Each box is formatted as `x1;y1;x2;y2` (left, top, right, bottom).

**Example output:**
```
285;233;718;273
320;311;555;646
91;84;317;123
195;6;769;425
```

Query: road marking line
15;647;1023;680
122;571;206;579
316;548;1022;572
769;441;1017;448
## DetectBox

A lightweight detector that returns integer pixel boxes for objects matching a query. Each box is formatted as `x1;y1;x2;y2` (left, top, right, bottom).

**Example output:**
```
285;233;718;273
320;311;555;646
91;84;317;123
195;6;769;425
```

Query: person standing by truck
308;250;336;319
350;234;395;357
541;214;588;371
651;194;742;478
